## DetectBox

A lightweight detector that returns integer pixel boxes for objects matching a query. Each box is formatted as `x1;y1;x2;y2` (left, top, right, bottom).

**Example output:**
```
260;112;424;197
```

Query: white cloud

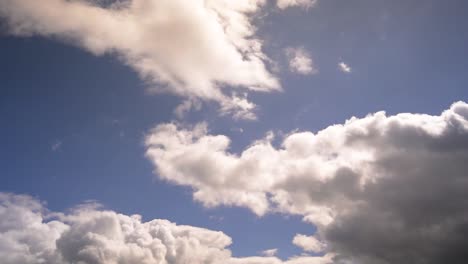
145;101;468;263
292;234;325;253
277;0;318;9
261;248;278;257
285;47;317;75
0;192;333;264
338;62;351;73
0;0;280;119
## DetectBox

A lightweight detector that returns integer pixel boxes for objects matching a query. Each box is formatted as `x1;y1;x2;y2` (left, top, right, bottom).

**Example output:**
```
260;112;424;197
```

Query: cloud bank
0;192;333;264
146;101;468;263
0;0;280;119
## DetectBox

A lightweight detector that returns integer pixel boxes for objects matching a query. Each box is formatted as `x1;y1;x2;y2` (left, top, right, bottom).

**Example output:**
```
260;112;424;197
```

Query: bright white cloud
292;234;325;253
338;62;351;73
285;47;317;75
0;0;280;119
146;101;468;263
277;0;318;9
0;193;333;264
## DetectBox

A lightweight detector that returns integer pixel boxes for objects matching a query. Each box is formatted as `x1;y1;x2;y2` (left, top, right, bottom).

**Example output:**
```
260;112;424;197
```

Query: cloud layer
0;0;280;119
146;101;468;263
0;192;333;264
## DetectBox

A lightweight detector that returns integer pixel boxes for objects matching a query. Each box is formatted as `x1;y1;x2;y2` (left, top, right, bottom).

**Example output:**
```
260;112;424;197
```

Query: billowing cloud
285;47;317;75
0;192;333;264
146;101;468;263
0;0;280;119
338;62;351;73
277;0;318;9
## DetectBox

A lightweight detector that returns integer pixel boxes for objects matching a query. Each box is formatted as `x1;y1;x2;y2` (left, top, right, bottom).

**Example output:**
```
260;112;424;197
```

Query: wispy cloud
338;61;352;73
285;47;318;75
261;248;278;257
51;140;62;152
277;0;318;9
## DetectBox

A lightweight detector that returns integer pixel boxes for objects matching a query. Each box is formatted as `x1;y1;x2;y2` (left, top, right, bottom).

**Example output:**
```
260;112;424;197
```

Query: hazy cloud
51;140;62;151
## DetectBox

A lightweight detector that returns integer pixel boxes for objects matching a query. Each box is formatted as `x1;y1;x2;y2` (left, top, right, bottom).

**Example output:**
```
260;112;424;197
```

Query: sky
1;0;468;263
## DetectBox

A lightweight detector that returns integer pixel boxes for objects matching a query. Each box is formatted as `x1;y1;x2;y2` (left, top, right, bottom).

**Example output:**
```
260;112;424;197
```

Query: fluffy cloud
146;101;468;263
0;0;280;119
277;0;318;9
0;192;332;264
292;234;325;253
285;47;317;75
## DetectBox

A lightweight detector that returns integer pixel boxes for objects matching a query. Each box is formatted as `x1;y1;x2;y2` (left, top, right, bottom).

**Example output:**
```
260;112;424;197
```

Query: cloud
0;0;280;119
292;234;325;253
261;248;278;257
277;0;318;9
0;192;334;264
338;62;351;73
51;140;62;151
146;101;468;263
285;47;317;75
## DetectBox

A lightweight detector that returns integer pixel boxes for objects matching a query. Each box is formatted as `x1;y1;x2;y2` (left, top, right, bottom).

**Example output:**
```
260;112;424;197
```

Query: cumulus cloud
285;47;317;75
146;101;468;264
338;62;351;73
292;234;325;253
277;0;318;9
0;0;280;119
0;192;333;264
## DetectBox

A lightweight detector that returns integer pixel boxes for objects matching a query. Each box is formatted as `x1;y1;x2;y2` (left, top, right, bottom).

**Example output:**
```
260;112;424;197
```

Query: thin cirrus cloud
285;47;318;75
0;192;333;264
145;101;468;263
277;0;318;9
0;0;280;119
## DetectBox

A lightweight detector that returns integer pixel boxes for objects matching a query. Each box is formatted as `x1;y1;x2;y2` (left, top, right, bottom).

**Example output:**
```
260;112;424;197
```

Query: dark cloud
146;101;468;263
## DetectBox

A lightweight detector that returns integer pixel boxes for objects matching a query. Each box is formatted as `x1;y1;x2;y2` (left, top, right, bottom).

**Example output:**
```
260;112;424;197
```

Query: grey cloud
145;101;468;263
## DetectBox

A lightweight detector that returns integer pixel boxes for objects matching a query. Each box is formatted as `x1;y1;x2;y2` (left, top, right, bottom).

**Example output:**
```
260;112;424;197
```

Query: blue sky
1;1;468;263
